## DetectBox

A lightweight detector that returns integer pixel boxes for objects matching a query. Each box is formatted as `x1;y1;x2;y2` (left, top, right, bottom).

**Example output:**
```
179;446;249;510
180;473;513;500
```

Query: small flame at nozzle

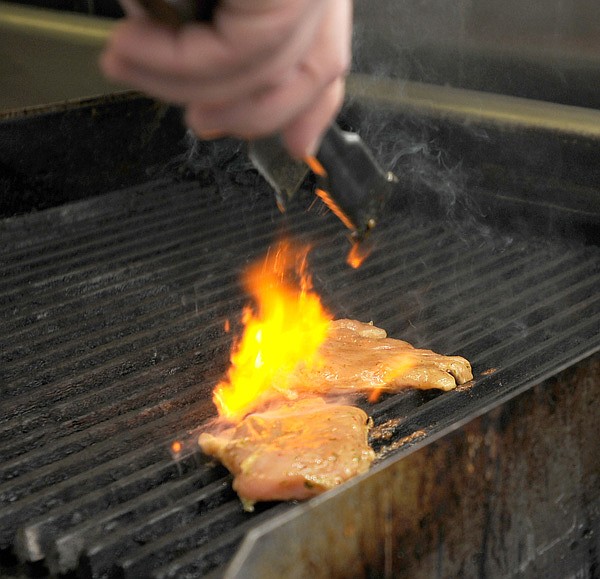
347;237;373;269
308;126;399;268
315;188;357;232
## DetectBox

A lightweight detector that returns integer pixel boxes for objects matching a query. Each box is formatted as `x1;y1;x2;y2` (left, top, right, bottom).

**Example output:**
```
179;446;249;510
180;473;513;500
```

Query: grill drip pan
1;85;599;578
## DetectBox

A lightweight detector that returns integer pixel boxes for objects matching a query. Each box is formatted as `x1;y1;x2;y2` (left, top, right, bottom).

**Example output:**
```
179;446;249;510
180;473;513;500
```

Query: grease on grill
372;428;428;460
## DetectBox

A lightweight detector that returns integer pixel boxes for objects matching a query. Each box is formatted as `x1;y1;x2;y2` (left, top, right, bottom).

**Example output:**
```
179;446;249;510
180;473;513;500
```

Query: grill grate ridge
1;174;598;578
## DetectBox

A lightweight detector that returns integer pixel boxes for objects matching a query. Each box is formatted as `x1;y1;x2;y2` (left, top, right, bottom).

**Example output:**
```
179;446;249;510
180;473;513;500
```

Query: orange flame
213;241;332;421
347;241;372;269
367;352;416;403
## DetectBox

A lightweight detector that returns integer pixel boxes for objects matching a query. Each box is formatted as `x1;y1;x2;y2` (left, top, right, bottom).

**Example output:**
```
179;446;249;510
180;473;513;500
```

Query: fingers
282;0;351;156
186;0;350;156
184;75;343;154
102;20;230;80
102;1;320;82
101;0;351;156
184;50;347;147
101;7;323;107
282;78;345;158
102;9;283;79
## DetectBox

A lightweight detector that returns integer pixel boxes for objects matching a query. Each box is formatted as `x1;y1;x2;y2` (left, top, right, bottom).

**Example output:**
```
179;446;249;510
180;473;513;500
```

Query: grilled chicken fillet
292;318;473;394
199;398;375;510
200;319;472;508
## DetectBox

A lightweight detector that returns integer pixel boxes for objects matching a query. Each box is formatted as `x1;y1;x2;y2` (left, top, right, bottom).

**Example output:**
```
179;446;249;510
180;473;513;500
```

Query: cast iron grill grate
1;173;599;578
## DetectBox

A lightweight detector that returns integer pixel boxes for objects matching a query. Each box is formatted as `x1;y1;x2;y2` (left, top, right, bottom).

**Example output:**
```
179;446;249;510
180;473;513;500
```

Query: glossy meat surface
199;398;375;510
292;319;473;393
200;319;472;507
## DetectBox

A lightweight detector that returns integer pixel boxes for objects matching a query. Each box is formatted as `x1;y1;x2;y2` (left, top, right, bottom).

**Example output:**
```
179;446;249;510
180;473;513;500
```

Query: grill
1;79;599;578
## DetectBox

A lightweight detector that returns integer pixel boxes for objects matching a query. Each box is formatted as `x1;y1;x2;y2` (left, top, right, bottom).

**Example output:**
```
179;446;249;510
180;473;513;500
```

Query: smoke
171;130;267;204
342;96;511;251
346;0;600;248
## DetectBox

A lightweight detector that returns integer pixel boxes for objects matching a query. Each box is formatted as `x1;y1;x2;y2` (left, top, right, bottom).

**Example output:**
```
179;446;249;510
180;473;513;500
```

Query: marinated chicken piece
199;398;375;510
292;319;473;394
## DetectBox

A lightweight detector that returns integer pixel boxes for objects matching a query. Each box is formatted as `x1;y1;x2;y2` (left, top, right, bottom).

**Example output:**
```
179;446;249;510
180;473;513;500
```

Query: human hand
101;0;352;158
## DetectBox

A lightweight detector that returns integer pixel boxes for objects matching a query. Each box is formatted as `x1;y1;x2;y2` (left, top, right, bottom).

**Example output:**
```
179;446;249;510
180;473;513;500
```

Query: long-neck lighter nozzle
308;124;398;265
